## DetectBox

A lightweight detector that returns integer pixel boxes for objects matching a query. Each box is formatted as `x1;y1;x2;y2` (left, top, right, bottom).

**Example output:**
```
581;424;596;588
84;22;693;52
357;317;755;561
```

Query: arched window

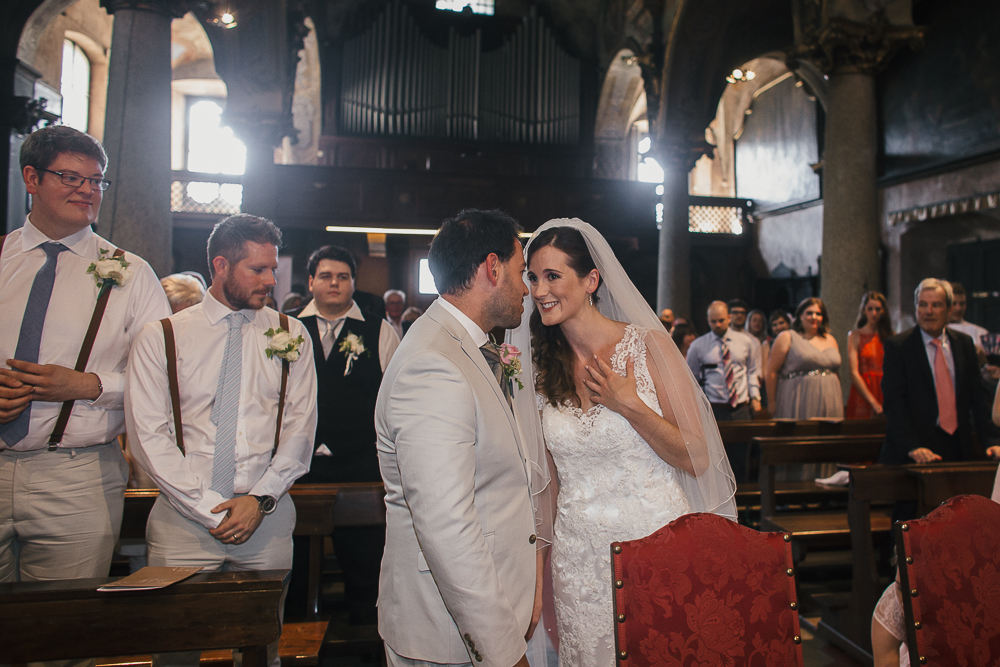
435;0;494;15
184;98;246;209
60;39;90;132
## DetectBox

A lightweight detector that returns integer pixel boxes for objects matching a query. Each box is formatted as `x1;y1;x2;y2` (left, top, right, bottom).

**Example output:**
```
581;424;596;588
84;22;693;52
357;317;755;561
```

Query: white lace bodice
542;325;690;667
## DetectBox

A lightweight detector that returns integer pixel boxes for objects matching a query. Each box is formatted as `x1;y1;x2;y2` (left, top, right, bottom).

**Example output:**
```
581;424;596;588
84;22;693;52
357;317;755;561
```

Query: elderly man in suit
880;278;1000;466
376;209;539;667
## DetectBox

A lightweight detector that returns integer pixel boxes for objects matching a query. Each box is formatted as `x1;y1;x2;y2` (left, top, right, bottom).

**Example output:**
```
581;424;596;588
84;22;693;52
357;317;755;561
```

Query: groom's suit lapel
426;301;529;479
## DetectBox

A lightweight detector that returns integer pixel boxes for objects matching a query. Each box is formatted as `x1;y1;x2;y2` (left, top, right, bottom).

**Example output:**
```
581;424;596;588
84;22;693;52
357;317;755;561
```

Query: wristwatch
253;495;277;514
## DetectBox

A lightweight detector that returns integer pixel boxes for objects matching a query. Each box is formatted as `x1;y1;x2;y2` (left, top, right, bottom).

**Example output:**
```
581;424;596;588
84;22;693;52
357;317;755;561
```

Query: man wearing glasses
0;126;169;589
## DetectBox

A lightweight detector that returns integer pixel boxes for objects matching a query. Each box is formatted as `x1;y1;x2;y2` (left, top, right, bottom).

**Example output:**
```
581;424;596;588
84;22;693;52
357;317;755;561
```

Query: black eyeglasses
38;168;111;191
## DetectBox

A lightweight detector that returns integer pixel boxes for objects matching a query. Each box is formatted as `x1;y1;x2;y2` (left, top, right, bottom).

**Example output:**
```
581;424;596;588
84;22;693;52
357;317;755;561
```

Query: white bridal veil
508;218;737;548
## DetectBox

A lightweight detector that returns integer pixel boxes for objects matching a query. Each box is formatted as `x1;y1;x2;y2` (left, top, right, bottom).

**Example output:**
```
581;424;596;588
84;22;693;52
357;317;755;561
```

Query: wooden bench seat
94;621;330;667
735;480;847;509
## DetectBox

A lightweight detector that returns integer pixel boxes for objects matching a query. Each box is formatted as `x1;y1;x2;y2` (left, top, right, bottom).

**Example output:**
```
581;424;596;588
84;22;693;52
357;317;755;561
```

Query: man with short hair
948;282;988;353
0;126;170;586
385;289;407;338
659;308;675;332
727;299;749;332
292;245;399;624
126;214;318;667
686;301;762;421
880;278;1000;466
377;209;539;667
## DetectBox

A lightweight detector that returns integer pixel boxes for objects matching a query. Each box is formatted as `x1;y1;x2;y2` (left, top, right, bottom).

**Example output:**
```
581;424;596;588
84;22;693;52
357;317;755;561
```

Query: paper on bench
815;470;850;486
97;566;203;592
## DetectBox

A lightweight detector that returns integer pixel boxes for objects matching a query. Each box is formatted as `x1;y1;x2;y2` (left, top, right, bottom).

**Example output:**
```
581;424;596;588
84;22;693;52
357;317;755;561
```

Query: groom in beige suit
376;209;538;667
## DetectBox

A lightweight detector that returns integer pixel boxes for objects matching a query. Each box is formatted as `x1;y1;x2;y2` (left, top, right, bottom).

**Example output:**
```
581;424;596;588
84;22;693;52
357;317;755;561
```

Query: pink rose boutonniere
498;343;524;391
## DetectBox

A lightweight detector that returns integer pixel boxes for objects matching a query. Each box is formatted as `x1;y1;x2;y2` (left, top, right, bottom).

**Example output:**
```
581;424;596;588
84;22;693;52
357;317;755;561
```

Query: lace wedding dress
543;325;691;667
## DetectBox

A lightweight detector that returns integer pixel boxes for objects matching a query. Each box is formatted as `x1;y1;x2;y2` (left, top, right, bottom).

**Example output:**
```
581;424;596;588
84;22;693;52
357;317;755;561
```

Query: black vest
301;313;383;480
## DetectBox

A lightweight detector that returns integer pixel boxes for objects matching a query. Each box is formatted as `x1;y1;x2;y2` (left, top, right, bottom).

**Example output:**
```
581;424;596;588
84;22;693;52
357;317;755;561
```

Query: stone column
655;137;711;315
790;9;923;401
656;155;690;315
201;0;304;224
97;0;189;277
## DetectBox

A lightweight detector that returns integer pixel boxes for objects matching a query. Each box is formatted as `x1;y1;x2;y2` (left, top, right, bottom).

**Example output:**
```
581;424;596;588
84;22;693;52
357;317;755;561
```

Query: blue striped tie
210;311;246;498
0;242;67;446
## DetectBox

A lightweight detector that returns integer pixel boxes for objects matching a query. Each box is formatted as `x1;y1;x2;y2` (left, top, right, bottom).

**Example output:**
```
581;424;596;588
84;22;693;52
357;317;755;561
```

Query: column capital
656;133;713;174
789;13;924;75
100;0;192;19
225;112;297;150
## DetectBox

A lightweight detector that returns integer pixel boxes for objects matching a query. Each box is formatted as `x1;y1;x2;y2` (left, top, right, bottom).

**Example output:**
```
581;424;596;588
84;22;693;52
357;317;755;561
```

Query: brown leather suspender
273;313;290;456
46;248;126;450
162;312;290;457
161;319;185;454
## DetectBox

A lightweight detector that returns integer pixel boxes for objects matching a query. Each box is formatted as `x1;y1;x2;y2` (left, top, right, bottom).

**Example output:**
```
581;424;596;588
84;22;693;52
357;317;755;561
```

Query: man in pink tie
880;278;1000;467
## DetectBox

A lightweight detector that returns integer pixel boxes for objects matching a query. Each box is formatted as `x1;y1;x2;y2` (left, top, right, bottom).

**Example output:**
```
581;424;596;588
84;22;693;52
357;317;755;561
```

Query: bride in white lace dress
510;220;736;667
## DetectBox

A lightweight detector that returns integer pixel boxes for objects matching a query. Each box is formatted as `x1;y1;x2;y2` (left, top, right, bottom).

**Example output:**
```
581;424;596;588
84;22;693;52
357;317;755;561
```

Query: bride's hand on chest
582;355;640;416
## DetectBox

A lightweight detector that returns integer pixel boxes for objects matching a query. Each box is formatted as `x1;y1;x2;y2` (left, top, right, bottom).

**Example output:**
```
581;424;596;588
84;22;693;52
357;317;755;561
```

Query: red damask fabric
899;494;1000;667
611;513;803;667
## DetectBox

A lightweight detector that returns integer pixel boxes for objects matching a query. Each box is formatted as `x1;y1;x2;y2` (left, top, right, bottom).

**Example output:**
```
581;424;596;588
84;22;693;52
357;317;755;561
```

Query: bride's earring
588;293;594;307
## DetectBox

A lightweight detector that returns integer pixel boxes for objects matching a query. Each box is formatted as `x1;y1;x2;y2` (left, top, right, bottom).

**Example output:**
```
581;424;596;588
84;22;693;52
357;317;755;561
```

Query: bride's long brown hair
528;227;601;408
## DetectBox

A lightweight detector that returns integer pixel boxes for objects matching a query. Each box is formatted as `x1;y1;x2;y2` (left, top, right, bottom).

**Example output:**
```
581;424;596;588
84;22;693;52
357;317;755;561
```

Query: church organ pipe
340;4;579;144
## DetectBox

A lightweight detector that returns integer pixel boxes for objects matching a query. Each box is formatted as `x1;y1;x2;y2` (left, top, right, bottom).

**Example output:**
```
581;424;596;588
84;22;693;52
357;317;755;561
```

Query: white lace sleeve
874;581;906;642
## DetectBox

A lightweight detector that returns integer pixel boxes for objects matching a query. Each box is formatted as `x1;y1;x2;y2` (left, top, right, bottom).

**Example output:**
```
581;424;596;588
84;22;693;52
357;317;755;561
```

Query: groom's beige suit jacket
376;299;536;667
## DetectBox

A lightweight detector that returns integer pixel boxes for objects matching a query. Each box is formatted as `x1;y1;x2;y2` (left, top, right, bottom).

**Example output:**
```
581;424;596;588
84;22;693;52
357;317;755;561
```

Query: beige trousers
0;441;128;583
147;493;295;667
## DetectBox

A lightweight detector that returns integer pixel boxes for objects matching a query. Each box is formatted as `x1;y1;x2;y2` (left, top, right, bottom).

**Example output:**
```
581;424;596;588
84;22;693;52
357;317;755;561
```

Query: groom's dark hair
428;209;522;295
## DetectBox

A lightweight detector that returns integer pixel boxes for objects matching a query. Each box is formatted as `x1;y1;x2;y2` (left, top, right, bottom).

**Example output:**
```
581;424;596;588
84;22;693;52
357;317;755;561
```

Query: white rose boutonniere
86;248;131;288
338;333;367;376
265;327;305;362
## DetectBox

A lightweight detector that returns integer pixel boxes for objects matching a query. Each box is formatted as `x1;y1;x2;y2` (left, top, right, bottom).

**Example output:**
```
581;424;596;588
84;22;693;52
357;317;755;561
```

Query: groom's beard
485;287;524;330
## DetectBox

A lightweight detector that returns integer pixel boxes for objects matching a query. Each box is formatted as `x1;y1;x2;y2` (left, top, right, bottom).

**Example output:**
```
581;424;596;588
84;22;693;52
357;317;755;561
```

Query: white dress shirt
436;296;489;347
685;328;761;405
298;299;400;371
125;292;318;529
949;321;988;350
0;217;170;450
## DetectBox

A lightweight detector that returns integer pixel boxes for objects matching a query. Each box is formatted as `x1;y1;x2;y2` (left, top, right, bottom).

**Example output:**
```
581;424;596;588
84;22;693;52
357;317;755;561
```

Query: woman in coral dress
846;291;894;419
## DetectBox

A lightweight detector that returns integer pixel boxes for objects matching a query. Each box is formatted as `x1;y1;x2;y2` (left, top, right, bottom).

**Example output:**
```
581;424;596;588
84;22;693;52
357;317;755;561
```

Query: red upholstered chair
896;494;1000;667
611;513;803;667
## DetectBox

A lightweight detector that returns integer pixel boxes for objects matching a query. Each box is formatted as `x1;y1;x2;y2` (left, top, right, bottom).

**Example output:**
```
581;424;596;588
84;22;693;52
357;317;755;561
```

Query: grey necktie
0;242;67;445
480;342;512;409
210;311;247;498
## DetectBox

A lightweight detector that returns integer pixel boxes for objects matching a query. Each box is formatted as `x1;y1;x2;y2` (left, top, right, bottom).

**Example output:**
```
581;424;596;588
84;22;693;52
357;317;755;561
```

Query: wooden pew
718;418;885;485
1;570;286;667
757;435;886;554
118;483;386;661
814;461;999;664
116;486;339;666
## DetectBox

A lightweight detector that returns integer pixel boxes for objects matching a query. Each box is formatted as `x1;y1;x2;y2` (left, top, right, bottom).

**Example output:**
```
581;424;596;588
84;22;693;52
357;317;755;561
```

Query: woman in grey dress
765;297;844;419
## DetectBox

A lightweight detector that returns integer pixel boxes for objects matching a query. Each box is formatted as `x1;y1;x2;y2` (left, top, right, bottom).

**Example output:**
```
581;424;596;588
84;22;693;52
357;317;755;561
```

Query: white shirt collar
201;289;259;326
20;216;95;258
437;297;489;348
298;299;364;323
920;327;949;347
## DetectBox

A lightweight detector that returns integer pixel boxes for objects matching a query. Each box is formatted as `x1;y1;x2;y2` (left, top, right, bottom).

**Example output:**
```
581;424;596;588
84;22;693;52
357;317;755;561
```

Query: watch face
259;496;277;513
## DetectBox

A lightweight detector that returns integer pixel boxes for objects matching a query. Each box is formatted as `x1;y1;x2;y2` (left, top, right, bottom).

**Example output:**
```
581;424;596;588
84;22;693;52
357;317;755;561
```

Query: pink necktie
931;339;958;435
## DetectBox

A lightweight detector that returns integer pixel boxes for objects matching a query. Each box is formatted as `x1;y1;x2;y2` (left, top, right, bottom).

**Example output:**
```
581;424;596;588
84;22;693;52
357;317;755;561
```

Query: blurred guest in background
384;289;406;339
160;273;206;314
659;308;675;332
846;291;893;419
767;297;843;420
948;282;988;357
671;322;697;358
281;292;304;314
400;306;423;337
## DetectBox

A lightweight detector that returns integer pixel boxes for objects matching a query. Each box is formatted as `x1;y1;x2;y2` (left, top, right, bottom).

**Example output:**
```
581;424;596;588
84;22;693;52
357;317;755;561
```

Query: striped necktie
0;242;67;446
721;337;739;408
210;311;247;498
